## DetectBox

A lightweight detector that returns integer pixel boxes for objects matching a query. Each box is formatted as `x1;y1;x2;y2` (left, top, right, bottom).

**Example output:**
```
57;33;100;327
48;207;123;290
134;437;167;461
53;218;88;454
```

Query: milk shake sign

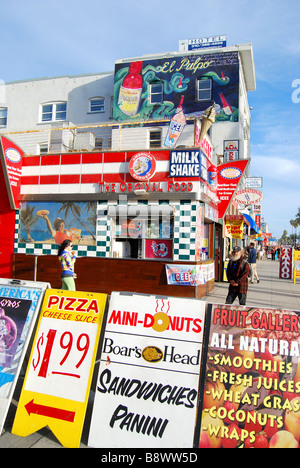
88;292;207;448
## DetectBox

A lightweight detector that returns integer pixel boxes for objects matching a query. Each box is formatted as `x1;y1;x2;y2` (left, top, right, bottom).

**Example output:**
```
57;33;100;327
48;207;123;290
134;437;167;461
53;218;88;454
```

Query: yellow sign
293;250;300;283
12;289;107;448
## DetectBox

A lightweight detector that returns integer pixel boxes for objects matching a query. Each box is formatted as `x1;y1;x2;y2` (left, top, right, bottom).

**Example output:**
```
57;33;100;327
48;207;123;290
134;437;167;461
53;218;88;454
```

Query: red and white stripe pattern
21;150;172;195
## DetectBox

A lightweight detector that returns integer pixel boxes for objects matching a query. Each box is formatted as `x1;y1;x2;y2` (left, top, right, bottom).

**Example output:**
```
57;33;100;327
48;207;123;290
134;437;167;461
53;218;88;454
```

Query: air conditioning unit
74;132;95;151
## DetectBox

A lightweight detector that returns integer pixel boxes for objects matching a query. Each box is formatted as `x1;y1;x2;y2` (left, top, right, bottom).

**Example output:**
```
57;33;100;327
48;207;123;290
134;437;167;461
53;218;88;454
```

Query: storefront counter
13;253;214;299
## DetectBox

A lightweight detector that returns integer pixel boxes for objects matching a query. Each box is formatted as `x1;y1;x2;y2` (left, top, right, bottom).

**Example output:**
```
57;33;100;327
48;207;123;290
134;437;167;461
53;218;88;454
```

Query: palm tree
19;205;38;241
290;219;298;246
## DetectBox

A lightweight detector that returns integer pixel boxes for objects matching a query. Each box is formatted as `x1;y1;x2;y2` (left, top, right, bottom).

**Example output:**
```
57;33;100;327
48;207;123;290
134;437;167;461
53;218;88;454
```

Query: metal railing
1;117;198;156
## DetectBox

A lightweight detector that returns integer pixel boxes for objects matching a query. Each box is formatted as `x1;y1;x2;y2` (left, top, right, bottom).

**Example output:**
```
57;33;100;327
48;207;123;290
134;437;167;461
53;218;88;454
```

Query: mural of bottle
219;92;233;115
164;96;186;148
118;61;143;116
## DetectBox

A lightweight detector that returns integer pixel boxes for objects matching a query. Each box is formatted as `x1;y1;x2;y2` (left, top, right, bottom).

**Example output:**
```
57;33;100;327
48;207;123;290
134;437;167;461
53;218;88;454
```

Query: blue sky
1;0;300;239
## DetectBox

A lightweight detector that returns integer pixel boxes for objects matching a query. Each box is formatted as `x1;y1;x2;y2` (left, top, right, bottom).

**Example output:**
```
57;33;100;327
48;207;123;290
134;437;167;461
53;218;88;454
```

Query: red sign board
0;136;24;209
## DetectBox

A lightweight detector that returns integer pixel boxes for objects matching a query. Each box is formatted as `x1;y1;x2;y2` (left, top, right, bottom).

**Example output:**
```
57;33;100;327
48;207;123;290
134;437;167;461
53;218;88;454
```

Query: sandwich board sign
88;291;207;448
0;278;49;435
12;289;107;448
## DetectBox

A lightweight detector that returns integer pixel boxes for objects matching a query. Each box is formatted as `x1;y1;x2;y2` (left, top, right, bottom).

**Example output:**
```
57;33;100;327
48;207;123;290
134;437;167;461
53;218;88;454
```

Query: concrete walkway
1;259;299;448
203;259;300;310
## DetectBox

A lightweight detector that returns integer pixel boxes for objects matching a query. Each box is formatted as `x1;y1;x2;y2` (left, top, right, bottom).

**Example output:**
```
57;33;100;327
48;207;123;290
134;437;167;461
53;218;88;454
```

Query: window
39;143;48;154
0;107;7;126
41;102;67;122
149;128;162;148
150;82;163;104
196;78;212;101
90;97;105;113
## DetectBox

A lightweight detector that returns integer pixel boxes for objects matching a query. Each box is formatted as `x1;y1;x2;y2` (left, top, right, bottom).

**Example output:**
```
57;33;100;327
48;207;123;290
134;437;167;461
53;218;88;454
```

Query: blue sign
179;36;227;51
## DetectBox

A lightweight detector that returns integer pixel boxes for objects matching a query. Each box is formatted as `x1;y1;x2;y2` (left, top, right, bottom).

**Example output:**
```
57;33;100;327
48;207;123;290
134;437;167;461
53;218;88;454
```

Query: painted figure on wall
18;201;97;246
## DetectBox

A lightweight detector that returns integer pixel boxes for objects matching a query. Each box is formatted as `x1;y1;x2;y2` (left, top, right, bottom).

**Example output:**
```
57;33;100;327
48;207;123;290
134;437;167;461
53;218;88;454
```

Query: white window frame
89;97;105;113
0;107;7;126
40;101;67;122
150;82;163;104
196;78;212;101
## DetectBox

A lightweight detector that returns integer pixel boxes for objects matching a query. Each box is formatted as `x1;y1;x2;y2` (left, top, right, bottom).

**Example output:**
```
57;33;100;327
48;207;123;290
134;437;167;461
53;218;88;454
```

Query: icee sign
88;292;207;448
169;150;206;178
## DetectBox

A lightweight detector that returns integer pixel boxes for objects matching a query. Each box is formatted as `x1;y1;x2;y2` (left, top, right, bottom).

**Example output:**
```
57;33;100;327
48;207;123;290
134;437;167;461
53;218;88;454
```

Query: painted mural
18;201;97;246
113;51;239;122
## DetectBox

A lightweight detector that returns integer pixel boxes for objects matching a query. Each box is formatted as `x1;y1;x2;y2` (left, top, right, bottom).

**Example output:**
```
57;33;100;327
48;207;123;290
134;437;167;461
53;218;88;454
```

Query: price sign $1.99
24;291;105;403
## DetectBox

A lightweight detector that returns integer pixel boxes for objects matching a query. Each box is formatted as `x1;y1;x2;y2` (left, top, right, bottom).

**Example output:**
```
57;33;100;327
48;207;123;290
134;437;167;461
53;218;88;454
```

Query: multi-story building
0;42;256;296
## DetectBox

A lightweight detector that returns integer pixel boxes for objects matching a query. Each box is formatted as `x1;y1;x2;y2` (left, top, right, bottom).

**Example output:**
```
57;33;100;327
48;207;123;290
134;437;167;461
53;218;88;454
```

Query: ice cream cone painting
198;103;216;143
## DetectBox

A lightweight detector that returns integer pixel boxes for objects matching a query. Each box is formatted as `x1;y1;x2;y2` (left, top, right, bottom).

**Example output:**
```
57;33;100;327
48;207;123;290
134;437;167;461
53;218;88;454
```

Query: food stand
13;148;219;298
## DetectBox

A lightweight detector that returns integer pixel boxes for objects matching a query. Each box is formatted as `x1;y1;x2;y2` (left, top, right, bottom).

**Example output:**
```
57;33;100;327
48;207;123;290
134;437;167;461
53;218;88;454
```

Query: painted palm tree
19;205;38;241
58;202;96;241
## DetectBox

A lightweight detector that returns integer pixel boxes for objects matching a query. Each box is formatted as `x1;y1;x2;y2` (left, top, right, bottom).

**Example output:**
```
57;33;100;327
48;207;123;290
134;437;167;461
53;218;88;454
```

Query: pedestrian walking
248;242;260;283
58;239;77;290
225;246;250;305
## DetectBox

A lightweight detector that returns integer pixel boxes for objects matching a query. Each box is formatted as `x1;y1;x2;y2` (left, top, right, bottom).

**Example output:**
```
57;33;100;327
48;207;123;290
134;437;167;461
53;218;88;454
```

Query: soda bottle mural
219;92;233;116
118;61;143;116
164;96;186;148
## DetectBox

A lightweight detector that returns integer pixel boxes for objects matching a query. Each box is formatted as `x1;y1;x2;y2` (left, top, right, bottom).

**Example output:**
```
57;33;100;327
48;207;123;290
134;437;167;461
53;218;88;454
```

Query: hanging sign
0;278;49;435
233;188;264;205
12;289;107;448
196;304;300;448
225;219;244;239
217;160;249;219
88;292;207;448
0;136;24;209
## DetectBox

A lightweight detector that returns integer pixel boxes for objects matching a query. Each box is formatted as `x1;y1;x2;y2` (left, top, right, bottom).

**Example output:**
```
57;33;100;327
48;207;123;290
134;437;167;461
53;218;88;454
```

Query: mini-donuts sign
128;152;156;181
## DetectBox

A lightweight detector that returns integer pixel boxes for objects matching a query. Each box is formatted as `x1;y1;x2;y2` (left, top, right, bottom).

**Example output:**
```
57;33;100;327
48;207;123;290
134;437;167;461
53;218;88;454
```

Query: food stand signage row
3;287;300;448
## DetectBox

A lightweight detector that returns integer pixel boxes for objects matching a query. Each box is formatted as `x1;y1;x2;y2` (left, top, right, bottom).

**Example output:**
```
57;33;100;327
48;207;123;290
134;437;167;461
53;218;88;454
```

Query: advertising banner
0;278;49;434
12;289;107;448
197;304;300;448
88;292;207;448
225;219;244;239
0;136;24;210
217;160;249;219
280;246;293;279
293;250;300;284
165;263;214;286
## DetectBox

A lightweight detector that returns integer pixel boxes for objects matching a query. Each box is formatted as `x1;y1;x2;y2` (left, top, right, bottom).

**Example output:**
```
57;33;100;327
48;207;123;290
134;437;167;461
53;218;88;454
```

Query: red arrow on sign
25;399;75;422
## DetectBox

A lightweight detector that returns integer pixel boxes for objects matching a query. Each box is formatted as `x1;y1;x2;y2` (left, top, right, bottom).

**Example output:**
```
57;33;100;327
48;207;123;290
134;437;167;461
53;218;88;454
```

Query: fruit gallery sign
197;304;300;449
88;292;207;448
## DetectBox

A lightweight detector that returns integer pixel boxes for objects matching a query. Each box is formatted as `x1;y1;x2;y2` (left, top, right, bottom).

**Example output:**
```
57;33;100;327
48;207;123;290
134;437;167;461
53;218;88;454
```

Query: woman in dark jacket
226;246;250;305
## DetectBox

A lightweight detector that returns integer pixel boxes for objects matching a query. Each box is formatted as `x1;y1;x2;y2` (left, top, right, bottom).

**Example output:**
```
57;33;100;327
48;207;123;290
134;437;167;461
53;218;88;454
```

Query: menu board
88;292;207;448
197;305;300;448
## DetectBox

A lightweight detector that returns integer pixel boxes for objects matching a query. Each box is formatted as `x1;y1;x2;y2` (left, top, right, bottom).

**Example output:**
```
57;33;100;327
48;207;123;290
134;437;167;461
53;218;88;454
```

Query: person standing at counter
225;246;250;305
58;239;77;290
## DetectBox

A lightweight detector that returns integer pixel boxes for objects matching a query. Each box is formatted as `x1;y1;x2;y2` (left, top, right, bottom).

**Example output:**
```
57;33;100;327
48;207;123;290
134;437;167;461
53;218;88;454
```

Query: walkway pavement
1;259;299;448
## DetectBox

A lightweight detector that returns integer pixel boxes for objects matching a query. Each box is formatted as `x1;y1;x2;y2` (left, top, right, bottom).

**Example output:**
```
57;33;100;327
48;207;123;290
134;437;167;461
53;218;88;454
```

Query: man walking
248;242;260;283
225;246;250;305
